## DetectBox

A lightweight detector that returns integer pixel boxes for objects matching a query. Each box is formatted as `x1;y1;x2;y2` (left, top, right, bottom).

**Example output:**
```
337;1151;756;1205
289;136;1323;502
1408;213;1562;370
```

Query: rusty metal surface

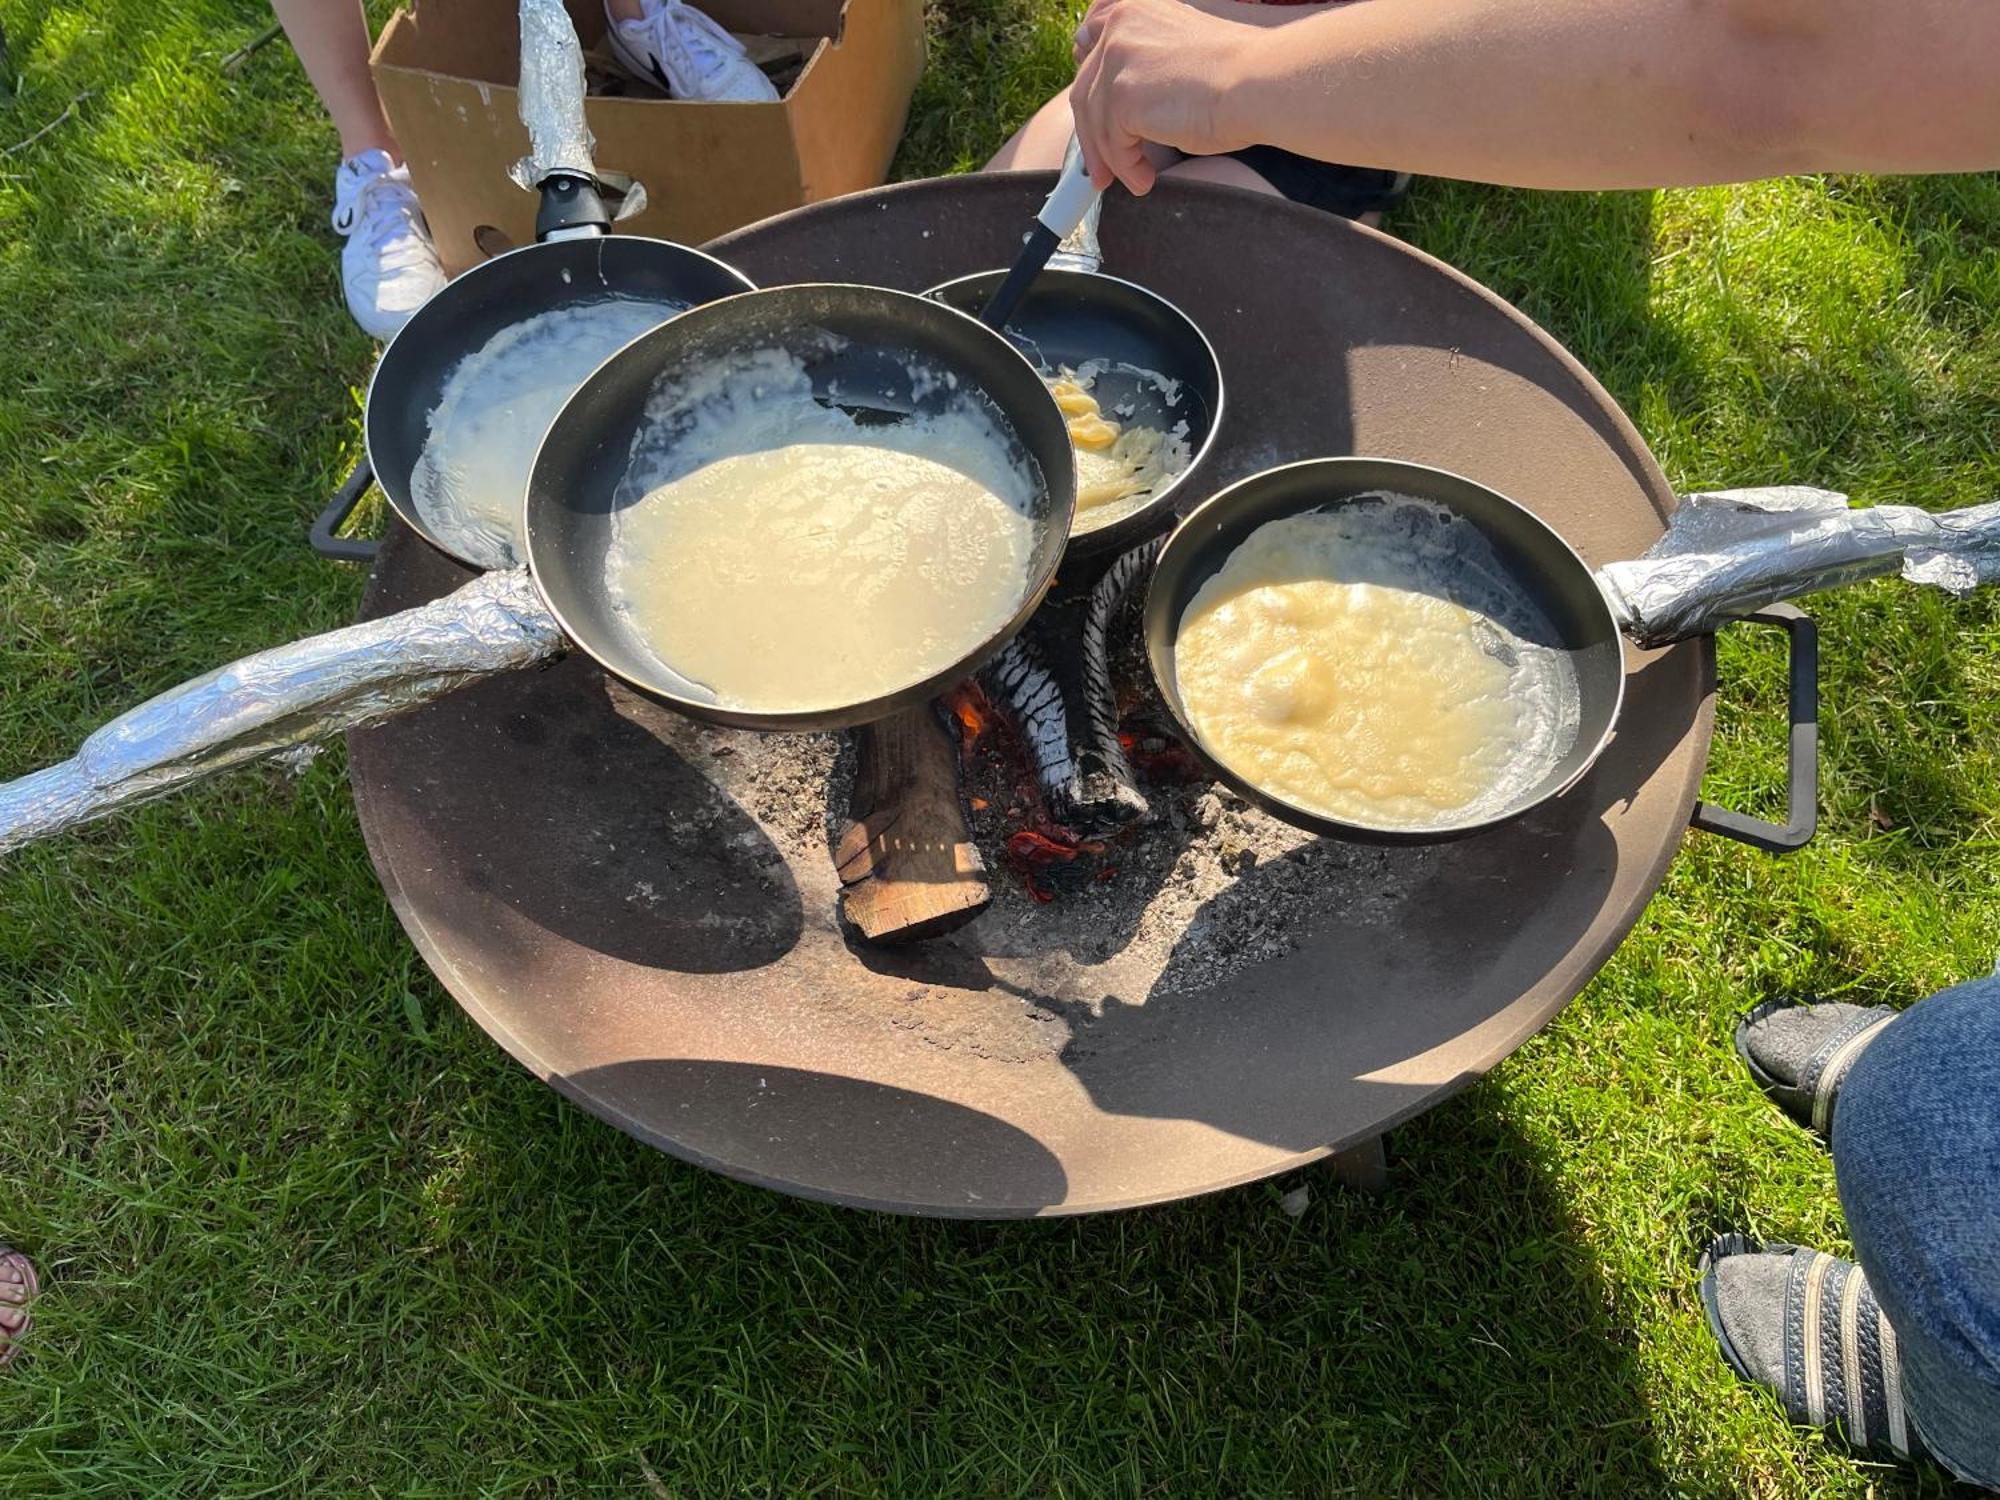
347;176;1713;1216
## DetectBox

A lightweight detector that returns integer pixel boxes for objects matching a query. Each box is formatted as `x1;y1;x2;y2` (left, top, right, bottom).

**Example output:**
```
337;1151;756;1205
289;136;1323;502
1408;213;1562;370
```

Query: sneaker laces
332;151;428;255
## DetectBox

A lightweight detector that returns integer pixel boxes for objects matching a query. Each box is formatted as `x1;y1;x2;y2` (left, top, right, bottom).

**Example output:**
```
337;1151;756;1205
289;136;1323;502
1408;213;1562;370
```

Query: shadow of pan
349;538;805;976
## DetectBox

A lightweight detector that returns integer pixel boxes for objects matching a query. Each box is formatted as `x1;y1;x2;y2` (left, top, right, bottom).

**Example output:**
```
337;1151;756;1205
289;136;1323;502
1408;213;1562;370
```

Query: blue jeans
1836;976;2000;1488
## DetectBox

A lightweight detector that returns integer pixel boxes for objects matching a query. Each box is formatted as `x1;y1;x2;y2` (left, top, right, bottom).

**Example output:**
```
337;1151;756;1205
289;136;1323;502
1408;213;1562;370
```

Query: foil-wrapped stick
509;0;597;192
0;571;563;857
5;489;1999;861
1600;487;2000;648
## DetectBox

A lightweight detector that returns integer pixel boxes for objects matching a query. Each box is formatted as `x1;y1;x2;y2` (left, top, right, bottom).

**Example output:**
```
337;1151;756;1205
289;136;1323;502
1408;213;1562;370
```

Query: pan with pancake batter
307;0;755;565
1148;458;1822;848
0;284;1080;856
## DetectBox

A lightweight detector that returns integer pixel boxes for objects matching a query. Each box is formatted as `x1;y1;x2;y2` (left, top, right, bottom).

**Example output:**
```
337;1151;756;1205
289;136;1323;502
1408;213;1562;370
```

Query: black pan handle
536;172;612;242
309;457;381;563
1690;603;1818;853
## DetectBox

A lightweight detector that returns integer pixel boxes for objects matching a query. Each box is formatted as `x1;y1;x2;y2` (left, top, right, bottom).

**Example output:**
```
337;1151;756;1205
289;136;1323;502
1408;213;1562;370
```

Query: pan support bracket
1324;1135;1387;1193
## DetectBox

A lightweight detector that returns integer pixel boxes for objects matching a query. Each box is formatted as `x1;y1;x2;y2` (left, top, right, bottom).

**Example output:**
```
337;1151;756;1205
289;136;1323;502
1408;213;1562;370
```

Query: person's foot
0;1247;37;1369
332;149;447;341
1699;1236;1925;1464
1735;998;1897;1140
604;0;780;102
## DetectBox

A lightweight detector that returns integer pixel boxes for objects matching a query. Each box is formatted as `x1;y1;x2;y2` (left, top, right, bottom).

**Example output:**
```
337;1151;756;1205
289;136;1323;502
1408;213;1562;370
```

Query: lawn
4;0;2000;1494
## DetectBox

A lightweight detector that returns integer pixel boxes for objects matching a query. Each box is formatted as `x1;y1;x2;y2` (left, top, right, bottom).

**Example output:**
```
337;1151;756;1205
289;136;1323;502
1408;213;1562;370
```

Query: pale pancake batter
410;295;682;569
608;349;1038;713
1175;500;1577;829
1045;368;1189;535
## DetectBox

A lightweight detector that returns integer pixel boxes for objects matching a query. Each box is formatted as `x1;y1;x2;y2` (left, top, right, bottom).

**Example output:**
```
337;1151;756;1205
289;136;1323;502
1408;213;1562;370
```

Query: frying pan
925;147;1223;560
1146;457;1818;848
0;284;1079;854
333;235;756;565
307;1;755;564
525;284;1076;728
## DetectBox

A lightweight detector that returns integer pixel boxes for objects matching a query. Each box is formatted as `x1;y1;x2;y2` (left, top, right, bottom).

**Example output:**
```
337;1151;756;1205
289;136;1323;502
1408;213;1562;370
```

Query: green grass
3;0;1999;1493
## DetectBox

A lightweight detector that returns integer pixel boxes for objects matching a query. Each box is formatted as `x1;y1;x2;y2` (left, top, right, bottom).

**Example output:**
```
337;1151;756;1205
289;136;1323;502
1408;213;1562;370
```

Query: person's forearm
1225;0;2000;188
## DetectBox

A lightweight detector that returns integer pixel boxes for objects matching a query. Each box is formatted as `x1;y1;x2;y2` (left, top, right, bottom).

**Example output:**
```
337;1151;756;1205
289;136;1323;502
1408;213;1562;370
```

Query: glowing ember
944;682;993;746
1118;728;1205;785
1004;826;1106;902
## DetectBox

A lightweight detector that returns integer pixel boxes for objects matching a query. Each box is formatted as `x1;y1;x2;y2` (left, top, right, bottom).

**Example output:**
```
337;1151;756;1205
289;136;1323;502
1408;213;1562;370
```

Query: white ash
675;724;844;857
957;755;1437;998
612;640;1439;1001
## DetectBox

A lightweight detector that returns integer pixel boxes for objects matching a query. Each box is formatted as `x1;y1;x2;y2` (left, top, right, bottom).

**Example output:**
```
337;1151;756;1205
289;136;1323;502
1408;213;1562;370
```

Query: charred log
979;539;1160;837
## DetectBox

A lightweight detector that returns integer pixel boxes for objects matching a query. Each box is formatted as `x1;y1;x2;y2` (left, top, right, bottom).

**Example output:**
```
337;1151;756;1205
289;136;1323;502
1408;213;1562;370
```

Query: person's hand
1070;0;1271;193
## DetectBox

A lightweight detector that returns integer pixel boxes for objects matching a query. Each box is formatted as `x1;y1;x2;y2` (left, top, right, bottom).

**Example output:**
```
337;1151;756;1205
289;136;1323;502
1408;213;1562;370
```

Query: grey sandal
1735;998;1897;1139
1700;1234;1923;1462
0;1246;35;1369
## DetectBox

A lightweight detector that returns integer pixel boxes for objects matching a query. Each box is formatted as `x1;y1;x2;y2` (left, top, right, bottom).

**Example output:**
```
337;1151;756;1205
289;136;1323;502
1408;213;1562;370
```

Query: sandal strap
1878;1284;1912;1457
1781;1248;1922;1459
1804;1012;1895;1136
0;1247;34;1368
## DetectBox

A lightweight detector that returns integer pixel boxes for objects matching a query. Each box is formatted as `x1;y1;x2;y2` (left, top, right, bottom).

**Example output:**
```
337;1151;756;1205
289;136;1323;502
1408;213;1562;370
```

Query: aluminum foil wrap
1047;140;1105;275
509;0;597;191
1597;487;2000;647
0;570;564;856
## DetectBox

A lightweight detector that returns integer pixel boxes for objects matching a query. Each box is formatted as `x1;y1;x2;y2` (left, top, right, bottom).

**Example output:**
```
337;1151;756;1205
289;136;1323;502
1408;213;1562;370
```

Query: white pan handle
0;569;564;856
1047;138;1106;275
1037;136;1103;243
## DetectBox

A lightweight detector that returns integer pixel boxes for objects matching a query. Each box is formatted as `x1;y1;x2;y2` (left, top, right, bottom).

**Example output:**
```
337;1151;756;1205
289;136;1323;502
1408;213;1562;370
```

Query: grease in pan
1044;362;1190;535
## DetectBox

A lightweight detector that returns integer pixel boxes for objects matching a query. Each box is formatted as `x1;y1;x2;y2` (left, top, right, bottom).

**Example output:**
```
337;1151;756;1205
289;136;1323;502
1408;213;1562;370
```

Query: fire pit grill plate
348;177;1711;1216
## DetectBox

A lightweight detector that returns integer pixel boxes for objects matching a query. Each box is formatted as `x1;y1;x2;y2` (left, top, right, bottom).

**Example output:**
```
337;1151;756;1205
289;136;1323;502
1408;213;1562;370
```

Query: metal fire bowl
346;175;1712;1217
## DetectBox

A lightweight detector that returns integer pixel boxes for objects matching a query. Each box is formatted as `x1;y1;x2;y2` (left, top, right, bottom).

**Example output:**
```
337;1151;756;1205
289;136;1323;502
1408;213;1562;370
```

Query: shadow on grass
453;1079;1679;1493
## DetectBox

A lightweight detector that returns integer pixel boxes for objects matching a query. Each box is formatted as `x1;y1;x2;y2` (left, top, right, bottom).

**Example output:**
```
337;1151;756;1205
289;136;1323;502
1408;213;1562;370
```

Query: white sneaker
332;149;447;340
604;0;780;102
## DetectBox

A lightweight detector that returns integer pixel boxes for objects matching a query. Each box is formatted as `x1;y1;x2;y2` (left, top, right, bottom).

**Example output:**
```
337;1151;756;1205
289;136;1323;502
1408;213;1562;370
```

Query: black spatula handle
979;141;1101;333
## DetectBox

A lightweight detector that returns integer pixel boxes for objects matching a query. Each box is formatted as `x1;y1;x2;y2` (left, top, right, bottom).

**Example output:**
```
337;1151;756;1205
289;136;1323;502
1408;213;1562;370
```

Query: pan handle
535;172;612;242
0;570;564;857
1689;603;1818;853
978;144;1103;332
310;458;382;563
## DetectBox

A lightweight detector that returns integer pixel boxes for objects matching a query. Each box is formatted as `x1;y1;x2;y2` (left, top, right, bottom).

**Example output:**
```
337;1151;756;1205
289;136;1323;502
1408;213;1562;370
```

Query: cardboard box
371;0;925;275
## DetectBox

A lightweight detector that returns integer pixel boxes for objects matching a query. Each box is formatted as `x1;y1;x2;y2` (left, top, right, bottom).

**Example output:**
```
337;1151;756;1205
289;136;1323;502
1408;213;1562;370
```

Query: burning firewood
979;538;1161;838
834;704;992;944
836;537;1167;943
1080;536;1164;803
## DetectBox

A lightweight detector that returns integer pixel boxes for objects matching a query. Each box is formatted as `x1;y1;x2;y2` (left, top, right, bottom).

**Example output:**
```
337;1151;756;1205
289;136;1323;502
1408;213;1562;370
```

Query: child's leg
270;0;397;160
1157;155;1285;196
988;89;1377;223
986;88;1082;171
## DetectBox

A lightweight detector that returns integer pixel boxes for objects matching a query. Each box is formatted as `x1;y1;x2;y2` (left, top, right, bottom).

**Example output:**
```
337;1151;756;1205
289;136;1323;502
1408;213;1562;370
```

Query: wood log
835;703;990;944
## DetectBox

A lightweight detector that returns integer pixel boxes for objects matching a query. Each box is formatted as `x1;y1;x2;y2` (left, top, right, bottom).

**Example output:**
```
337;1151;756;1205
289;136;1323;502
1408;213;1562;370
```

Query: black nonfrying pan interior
525;282;1079;733
1146;457;1628;843
354;235;756;565
925;268;1222;559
